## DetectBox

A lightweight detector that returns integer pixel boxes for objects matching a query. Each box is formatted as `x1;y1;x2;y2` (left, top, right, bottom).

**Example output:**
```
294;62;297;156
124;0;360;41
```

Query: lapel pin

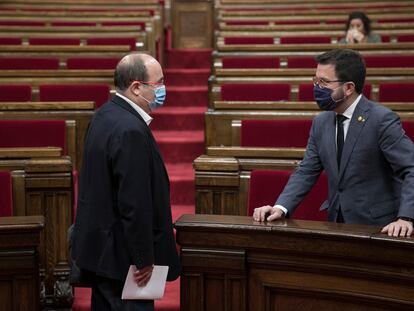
357;116;365;122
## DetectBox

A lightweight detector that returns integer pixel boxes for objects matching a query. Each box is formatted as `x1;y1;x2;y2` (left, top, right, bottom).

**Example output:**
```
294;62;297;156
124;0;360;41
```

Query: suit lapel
338;97;370;180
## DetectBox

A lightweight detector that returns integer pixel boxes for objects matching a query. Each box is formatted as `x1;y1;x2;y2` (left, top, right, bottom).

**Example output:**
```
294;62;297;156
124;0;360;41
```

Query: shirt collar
115;92;153;125
340;94;362;120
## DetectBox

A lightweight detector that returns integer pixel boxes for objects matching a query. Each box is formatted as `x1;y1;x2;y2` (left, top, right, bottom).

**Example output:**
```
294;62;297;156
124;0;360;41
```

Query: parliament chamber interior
0;0;413;310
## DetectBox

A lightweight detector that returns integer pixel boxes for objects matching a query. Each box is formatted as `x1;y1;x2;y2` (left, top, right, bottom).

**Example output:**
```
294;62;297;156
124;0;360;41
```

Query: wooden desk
176;214;414;311
0;216;44;311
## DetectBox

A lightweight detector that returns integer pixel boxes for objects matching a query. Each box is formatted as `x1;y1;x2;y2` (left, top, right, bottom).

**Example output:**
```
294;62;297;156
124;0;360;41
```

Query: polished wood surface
176;214;414;311
0;216;44;311
0;147;62;158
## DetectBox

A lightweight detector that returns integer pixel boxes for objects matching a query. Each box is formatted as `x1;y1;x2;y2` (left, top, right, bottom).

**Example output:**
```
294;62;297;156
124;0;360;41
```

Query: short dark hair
114;54;148;91
345;11;371;35
315;49;366;94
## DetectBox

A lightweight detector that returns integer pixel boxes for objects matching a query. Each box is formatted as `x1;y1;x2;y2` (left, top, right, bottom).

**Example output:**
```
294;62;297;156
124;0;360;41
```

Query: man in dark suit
253;49;414;237
71;53;180;310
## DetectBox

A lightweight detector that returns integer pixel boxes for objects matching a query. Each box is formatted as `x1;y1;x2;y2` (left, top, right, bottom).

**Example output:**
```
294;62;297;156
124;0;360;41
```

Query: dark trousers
91;275;154;311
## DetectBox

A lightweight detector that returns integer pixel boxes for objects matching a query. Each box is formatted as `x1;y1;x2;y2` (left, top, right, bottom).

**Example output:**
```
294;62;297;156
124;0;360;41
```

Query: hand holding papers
122;265;169;300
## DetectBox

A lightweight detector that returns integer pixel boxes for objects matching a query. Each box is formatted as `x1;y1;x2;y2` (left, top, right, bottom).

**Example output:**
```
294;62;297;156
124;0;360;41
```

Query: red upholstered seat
0;57;59;70
102;21;146;28
378;17;414;23
0;85;32;102
0;119;66;154
86;37;137;51
51;21;96;26
225;21;269;26
379;83;414;102
0;37;22;45
397;35;414;42
287;56;316;68
29;38;81;45
241;119;312;148
364;55;414;68
222;57;279;69
298;83;372;101
248;170;328;221
274;20;320;25
221;83;290;101
280;36;331;44
67;57;121;70
0;21;45;26
402;121;414;141
39;84;111;108
224;37;274;45
0;171;13;217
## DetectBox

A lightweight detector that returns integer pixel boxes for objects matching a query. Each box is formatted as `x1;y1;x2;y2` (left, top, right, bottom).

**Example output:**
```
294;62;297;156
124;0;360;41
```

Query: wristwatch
399;217;413;223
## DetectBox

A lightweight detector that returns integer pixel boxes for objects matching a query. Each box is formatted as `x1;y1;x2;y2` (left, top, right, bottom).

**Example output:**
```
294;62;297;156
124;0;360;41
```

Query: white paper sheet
121;265;169;300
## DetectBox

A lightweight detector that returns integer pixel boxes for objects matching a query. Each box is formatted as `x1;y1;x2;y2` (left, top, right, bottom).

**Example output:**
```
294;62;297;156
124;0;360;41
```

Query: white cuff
273;205;287;215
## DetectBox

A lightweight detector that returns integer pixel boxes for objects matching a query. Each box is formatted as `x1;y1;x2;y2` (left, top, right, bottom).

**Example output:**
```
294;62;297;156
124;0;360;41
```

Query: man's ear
130;81;141;97
346;82;356;96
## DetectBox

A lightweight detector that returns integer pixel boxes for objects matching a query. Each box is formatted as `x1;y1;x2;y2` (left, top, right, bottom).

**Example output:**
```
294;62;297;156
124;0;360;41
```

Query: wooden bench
0;153;73;307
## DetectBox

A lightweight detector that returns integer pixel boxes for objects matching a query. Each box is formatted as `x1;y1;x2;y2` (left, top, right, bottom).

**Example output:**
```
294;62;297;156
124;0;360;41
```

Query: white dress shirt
115;92;153;126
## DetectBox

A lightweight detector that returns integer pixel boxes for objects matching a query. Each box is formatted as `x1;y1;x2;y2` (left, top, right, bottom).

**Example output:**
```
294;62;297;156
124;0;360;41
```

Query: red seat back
0;85;32;102
379;83;414;102
248;170;328;221
397;35;414;42
39;84;111;108
280;36;331;44
241;119;312;147
0;171;13;217
222;83;290;101
0;57;59;70
0;37;22;45
51;21;96;26
224;37;274;44
0;21;45;26
402;121;414;141
29;38;81;45
364;55;414;68
86;37;136;51
222;57;279;69
287;56;317;68
66;57;120;70
0;120;66;154
102;21;145;28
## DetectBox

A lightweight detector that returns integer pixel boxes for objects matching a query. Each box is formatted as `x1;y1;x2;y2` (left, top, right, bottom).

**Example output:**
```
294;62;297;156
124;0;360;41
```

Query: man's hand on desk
253;205;285;222
381;218;413;237
134;265;154;287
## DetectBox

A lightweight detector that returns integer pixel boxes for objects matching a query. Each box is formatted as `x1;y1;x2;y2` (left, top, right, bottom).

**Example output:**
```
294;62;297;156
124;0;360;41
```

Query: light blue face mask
140;85;166;111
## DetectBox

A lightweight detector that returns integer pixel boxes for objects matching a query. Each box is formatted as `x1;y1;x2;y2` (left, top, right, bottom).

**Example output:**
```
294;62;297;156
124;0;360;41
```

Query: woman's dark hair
345;11;371;35
315;49;366;94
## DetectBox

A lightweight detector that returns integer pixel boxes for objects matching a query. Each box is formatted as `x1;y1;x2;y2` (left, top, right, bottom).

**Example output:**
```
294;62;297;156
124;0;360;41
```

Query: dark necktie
336;114;347;168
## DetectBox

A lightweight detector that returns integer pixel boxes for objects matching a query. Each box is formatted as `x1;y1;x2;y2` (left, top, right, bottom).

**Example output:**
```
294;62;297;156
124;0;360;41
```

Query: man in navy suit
253;49;414;237
71;53;180;310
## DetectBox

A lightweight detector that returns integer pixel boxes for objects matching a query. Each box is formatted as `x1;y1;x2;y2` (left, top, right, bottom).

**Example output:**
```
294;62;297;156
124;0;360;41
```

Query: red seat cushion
0;57;59;70
241;119;312;147
397;35;414;42
0;37;22;45
224;37;274;45
287;56;317;68
0;21;45;26
274;20;320;25
379;83;414;102
0;171;13;217
51;21;96;26
280;36;331;44
86;37;137;51
67;57;120;70
0;120;66;154
225;21;269;26
39;84;111;108
248;170;328;221
364;55;414;68
402;121;414;141
222;57;279;69
102;21;145;28
221;83;290;101
29;38;81;45
0;85;32;102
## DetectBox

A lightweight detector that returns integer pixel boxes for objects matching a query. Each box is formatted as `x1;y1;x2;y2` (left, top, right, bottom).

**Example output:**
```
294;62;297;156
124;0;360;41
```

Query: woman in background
340;11;382;44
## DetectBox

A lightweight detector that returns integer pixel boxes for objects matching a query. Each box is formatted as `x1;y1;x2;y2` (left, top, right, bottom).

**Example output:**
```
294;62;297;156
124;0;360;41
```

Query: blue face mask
313;85;345;111
140;85;166;110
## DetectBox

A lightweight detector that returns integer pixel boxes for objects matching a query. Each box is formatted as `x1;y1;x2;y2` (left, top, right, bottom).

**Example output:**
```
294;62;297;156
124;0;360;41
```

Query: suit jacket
71;95;180;282
277;96;414;225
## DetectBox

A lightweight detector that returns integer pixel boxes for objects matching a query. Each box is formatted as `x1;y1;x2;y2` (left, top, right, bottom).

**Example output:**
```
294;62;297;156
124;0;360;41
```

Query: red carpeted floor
72;48;210;311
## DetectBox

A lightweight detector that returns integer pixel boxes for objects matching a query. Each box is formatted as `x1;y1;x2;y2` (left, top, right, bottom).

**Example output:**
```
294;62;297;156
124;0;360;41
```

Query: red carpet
73;48;211;311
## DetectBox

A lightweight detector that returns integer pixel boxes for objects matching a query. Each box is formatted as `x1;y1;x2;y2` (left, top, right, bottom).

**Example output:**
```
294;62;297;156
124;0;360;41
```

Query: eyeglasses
137;81;164;89
313;76;344;89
